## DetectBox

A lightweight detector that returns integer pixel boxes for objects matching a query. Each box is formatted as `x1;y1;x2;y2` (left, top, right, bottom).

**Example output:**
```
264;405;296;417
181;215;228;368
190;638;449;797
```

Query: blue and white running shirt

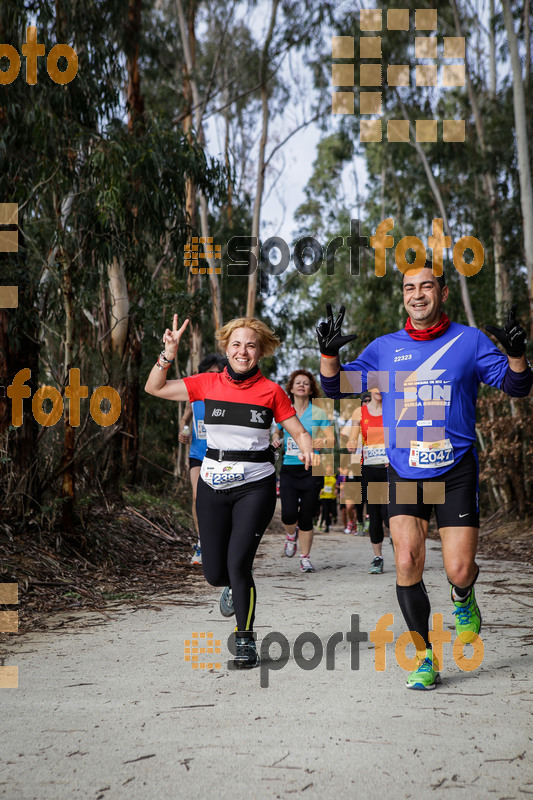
321;323;509;479
188;400;208;461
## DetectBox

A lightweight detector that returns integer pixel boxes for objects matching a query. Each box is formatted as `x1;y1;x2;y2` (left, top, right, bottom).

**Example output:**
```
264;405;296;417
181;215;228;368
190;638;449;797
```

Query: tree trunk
59;248;75;536
502;0;533;331
489;0;497;97
108;257;130;355
126;0;145;131
102;0;145;495
246;0;280;318
525;0;531;88
0;307;40;519
452;0;509;321
396;95;477;327
224;81;233;230
176;0;222;333
122;333;141;483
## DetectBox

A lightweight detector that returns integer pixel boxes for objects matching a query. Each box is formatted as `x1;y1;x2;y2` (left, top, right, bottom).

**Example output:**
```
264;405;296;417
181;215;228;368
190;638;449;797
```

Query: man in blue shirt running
318;263;532;690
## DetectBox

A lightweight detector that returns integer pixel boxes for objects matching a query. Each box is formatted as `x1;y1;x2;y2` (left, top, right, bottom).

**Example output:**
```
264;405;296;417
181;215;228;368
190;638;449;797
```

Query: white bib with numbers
201;461;245;488
409;439;454;469
286;436;301;456
362;445;389;466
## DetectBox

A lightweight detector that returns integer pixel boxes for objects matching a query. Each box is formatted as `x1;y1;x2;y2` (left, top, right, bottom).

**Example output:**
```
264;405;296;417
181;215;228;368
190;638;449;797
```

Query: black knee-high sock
396;581;431;650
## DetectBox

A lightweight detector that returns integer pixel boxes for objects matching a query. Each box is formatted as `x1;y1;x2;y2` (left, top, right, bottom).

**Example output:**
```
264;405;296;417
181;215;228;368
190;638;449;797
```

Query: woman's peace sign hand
162;314;189;361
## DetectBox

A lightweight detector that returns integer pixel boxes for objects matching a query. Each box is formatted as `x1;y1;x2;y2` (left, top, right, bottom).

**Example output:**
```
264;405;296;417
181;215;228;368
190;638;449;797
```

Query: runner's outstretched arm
145;314;190;401
486;304;532;396
316;303;358;394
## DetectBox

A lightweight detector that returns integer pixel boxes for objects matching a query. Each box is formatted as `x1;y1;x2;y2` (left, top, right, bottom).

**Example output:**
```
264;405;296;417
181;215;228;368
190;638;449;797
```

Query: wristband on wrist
156;358;172;371
321;353;338;359
159;350;174;364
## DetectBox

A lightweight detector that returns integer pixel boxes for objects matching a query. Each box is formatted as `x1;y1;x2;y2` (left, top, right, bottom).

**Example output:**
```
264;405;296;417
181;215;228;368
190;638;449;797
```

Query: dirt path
1;511;532;799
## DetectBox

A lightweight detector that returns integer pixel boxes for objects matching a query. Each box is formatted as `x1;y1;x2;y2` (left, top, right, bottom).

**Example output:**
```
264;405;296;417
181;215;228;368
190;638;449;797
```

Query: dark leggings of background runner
362;464;389;542
320;497;337;529
279;464;322;531
196;474;276;631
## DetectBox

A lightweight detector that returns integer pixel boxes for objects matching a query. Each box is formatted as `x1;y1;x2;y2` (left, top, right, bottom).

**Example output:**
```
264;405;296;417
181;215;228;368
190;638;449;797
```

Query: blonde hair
216;317;281;358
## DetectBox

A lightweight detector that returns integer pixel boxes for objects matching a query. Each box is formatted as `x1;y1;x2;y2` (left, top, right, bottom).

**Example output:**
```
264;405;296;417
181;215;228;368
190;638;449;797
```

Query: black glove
316;303;357;357
486;304;527;358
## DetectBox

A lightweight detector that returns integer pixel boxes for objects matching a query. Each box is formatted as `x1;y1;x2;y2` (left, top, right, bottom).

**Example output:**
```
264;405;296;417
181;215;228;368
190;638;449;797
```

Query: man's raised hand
162;314;189;361
486;304;527;359
316;303;357;357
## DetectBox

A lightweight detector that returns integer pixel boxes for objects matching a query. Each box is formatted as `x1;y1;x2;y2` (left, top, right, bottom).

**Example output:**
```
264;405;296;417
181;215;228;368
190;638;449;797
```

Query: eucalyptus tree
0;0;226;527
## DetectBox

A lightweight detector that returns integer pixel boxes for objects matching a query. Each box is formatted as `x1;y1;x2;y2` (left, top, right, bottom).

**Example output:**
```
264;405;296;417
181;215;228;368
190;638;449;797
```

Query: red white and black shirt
183;370;295;487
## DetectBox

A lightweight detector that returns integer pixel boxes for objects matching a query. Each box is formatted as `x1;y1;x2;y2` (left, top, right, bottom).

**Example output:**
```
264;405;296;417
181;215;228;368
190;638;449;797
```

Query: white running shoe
344;522;354;534
299;554;315;573
219;586;234;617
284;534;297;558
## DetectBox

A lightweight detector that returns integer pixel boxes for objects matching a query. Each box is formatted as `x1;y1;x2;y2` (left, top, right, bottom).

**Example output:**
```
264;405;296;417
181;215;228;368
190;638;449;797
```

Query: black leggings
279;465;322;531
362;464;389;544
321;498;337;528
196;473;276;632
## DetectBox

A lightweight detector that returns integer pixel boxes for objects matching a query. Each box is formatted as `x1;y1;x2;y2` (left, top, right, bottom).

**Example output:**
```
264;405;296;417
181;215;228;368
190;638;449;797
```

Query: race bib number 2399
201;462;245;488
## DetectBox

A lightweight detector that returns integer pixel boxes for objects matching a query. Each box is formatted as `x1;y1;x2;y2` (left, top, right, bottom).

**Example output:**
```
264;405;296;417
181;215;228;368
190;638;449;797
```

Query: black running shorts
387;449;480;528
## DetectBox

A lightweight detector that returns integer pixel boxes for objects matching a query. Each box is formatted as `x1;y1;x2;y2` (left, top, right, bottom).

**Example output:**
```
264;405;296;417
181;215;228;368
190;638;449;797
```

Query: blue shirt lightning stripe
321;323;510;479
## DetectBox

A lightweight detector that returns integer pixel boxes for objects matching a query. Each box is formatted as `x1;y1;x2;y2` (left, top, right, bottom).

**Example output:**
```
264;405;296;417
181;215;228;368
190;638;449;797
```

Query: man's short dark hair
198;353;227;373
402;260;446;290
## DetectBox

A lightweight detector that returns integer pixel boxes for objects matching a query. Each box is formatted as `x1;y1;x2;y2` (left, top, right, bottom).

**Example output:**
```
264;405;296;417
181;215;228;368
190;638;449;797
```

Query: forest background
1;0;532;610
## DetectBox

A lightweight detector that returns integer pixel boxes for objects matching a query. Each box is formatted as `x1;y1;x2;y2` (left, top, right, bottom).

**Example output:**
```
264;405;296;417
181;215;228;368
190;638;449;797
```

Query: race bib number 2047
409;439;454;469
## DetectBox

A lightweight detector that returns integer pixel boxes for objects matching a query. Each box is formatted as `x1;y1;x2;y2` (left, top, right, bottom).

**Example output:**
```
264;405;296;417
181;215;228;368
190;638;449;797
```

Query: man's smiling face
403;267;449;328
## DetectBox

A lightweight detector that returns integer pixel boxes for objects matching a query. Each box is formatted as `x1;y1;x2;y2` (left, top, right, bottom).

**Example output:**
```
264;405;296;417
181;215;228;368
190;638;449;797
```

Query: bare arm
341;407;361;452
178;406;193;444
313;425;335;450
144;314;190;402
271;426;283;448
508;354;528;372
280;414;314;469
320;354;341;378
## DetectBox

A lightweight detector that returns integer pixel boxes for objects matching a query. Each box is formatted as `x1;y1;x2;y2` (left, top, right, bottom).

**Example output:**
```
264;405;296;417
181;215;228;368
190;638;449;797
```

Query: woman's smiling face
291;374;312;398
226;327;261;373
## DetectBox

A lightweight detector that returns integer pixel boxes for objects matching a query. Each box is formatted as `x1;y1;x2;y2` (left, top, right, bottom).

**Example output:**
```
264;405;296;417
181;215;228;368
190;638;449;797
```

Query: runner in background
344;388;390;573
352;393;371;536
178;354;227;565
337;465;358;533
272;370;333;572
318;474;337;532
